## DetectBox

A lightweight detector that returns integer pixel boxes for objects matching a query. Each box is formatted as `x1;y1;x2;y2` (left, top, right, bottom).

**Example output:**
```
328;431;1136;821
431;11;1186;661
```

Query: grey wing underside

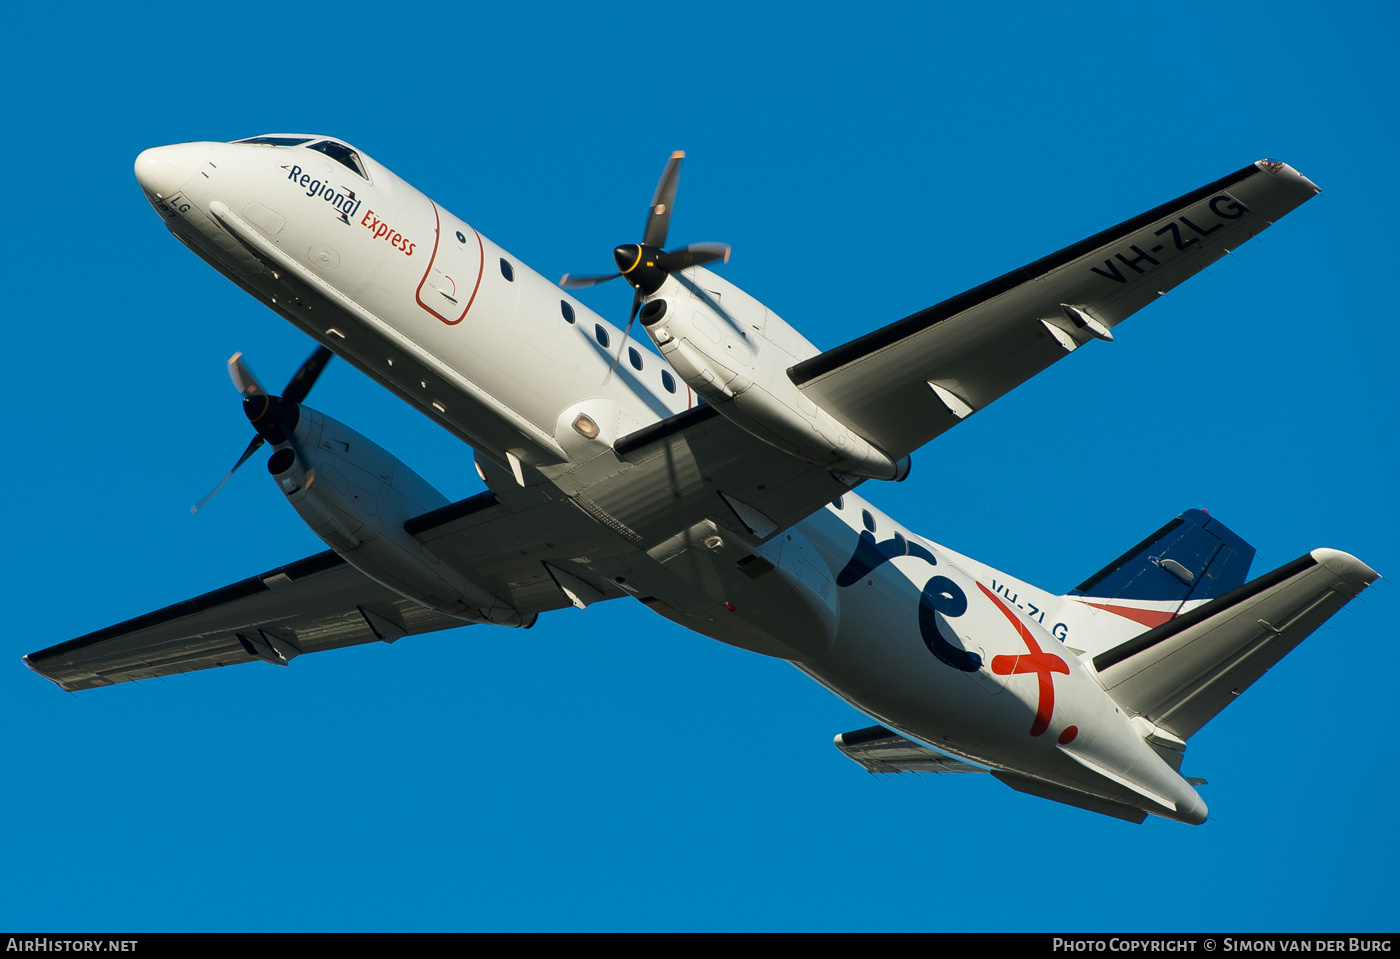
25;552;464;691
787;161;1320;460
26;485;629;692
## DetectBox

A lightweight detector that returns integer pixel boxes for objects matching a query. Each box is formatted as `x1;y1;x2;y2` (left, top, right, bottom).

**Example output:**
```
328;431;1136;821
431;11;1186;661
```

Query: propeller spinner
191;345;334;513
560;152;730;378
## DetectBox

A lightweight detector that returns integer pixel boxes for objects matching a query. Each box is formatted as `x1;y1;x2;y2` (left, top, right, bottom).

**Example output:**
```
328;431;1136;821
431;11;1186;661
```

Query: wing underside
24;551;465;691
26;486;630;692
787;161;1321;461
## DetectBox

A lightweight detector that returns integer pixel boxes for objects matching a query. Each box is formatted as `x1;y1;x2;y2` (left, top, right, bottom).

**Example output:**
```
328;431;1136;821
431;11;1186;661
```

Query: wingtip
1309;548;1380;589
671;150;685;160
1254;158;1321;197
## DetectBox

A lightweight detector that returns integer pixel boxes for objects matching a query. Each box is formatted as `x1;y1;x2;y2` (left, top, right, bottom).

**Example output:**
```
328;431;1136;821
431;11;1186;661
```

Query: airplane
23;135;1378;825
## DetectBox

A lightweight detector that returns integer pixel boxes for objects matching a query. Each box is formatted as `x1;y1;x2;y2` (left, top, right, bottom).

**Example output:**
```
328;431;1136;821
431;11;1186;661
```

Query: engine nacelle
266;404;531;627
639;268;909;481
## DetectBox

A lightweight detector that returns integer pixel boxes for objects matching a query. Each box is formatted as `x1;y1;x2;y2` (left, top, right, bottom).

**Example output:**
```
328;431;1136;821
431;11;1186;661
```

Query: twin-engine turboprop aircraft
25;135;1377;824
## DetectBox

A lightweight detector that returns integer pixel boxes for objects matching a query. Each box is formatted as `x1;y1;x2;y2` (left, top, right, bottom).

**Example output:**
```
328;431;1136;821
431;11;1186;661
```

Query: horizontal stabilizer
835;725;986;774
1092;548;1378;740
993;772;1148;824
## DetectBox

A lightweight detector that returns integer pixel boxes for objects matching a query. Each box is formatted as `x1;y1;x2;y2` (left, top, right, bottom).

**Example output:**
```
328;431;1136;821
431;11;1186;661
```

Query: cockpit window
234;135;314;146
307;140;368;178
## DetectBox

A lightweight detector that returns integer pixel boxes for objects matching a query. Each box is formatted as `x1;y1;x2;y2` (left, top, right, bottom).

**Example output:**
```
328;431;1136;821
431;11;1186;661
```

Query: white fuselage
134;137;1206;823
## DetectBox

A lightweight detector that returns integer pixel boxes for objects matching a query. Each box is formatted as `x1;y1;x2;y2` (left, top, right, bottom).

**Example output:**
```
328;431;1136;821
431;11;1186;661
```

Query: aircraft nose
134;142;210;198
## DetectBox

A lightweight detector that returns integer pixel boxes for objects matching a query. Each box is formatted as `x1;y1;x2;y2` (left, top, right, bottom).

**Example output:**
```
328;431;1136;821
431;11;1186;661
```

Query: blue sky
4;1;1396;932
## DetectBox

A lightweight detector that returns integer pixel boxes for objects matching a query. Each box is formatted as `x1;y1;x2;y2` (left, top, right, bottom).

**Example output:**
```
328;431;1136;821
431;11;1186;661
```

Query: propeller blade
642;151;684;249
603;291;643;384
560;271;622;290
191;434;265;514
656;242;731;273
282;345;334;405
228;352;267;398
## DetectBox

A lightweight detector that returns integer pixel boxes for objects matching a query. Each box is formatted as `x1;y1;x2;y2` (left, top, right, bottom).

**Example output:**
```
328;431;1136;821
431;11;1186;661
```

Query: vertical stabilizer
1068;509;1254;629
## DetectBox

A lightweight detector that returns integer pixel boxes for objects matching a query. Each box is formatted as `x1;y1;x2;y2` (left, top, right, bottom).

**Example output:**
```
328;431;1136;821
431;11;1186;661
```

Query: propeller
191;345;334;513
560;151;730;379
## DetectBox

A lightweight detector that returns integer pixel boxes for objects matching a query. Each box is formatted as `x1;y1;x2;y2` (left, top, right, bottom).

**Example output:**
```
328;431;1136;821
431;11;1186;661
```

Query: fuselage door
415;202;484;325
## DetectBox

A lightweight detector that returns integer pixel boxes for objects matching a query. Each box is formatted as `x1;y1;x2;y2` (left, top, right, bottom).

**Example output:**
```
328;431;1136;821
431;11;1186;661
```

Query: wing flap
1092;548;1378;740
788;161;1320;460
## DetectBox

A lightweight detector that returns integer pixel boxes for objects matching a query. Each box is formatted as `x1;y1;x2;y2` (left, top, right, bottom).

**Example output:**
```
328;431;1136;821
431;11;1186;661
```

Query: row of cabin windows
565;300;678;394
831;496;879;535
494;267;681;396
830;500;911;557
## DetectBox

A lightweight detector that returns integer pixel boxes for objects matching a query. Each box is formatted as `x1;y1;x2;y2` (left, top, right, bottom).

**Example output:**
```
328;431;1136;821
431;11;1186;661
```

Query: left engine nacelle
263;403;531;627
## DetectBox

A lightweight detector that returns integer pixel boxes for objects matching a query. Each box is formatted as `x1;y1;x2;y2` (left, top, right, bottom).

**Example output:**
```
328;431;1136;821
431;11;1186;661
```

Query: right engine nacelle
260;401;531;627
639;268;909;482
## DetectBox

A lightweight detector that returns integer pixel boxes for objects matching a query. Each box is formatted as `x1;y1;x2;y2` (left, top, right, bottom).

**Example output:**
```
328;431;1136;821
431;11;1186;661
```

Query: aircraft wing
786;160;1321;460
26;487;628;692
595;164;1320;555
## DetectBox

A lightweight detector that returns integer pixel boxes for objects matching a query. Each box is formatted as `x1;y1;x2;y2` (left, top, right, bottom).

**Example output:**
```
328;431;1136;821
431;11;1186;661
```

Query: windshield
233;135;314;146
306;140;368;178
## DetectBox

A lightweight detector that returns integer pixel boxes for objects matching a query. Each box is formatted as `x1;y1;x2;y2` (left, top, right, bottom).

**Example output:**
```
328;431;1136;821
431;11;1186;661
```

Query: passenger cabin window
628;348;643;371
307;140;368;178
832;495;844;510
561;301;575;324
661;370;677;394
862;510;876;533
499;258;515;281
234;135;314;146
595;325;609;348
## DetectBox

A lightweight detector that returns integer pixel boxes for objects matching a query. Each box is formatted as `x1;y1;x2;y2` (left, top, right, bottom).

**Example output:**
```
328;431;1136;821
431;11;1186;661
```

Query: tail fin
1068;509;1255;628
